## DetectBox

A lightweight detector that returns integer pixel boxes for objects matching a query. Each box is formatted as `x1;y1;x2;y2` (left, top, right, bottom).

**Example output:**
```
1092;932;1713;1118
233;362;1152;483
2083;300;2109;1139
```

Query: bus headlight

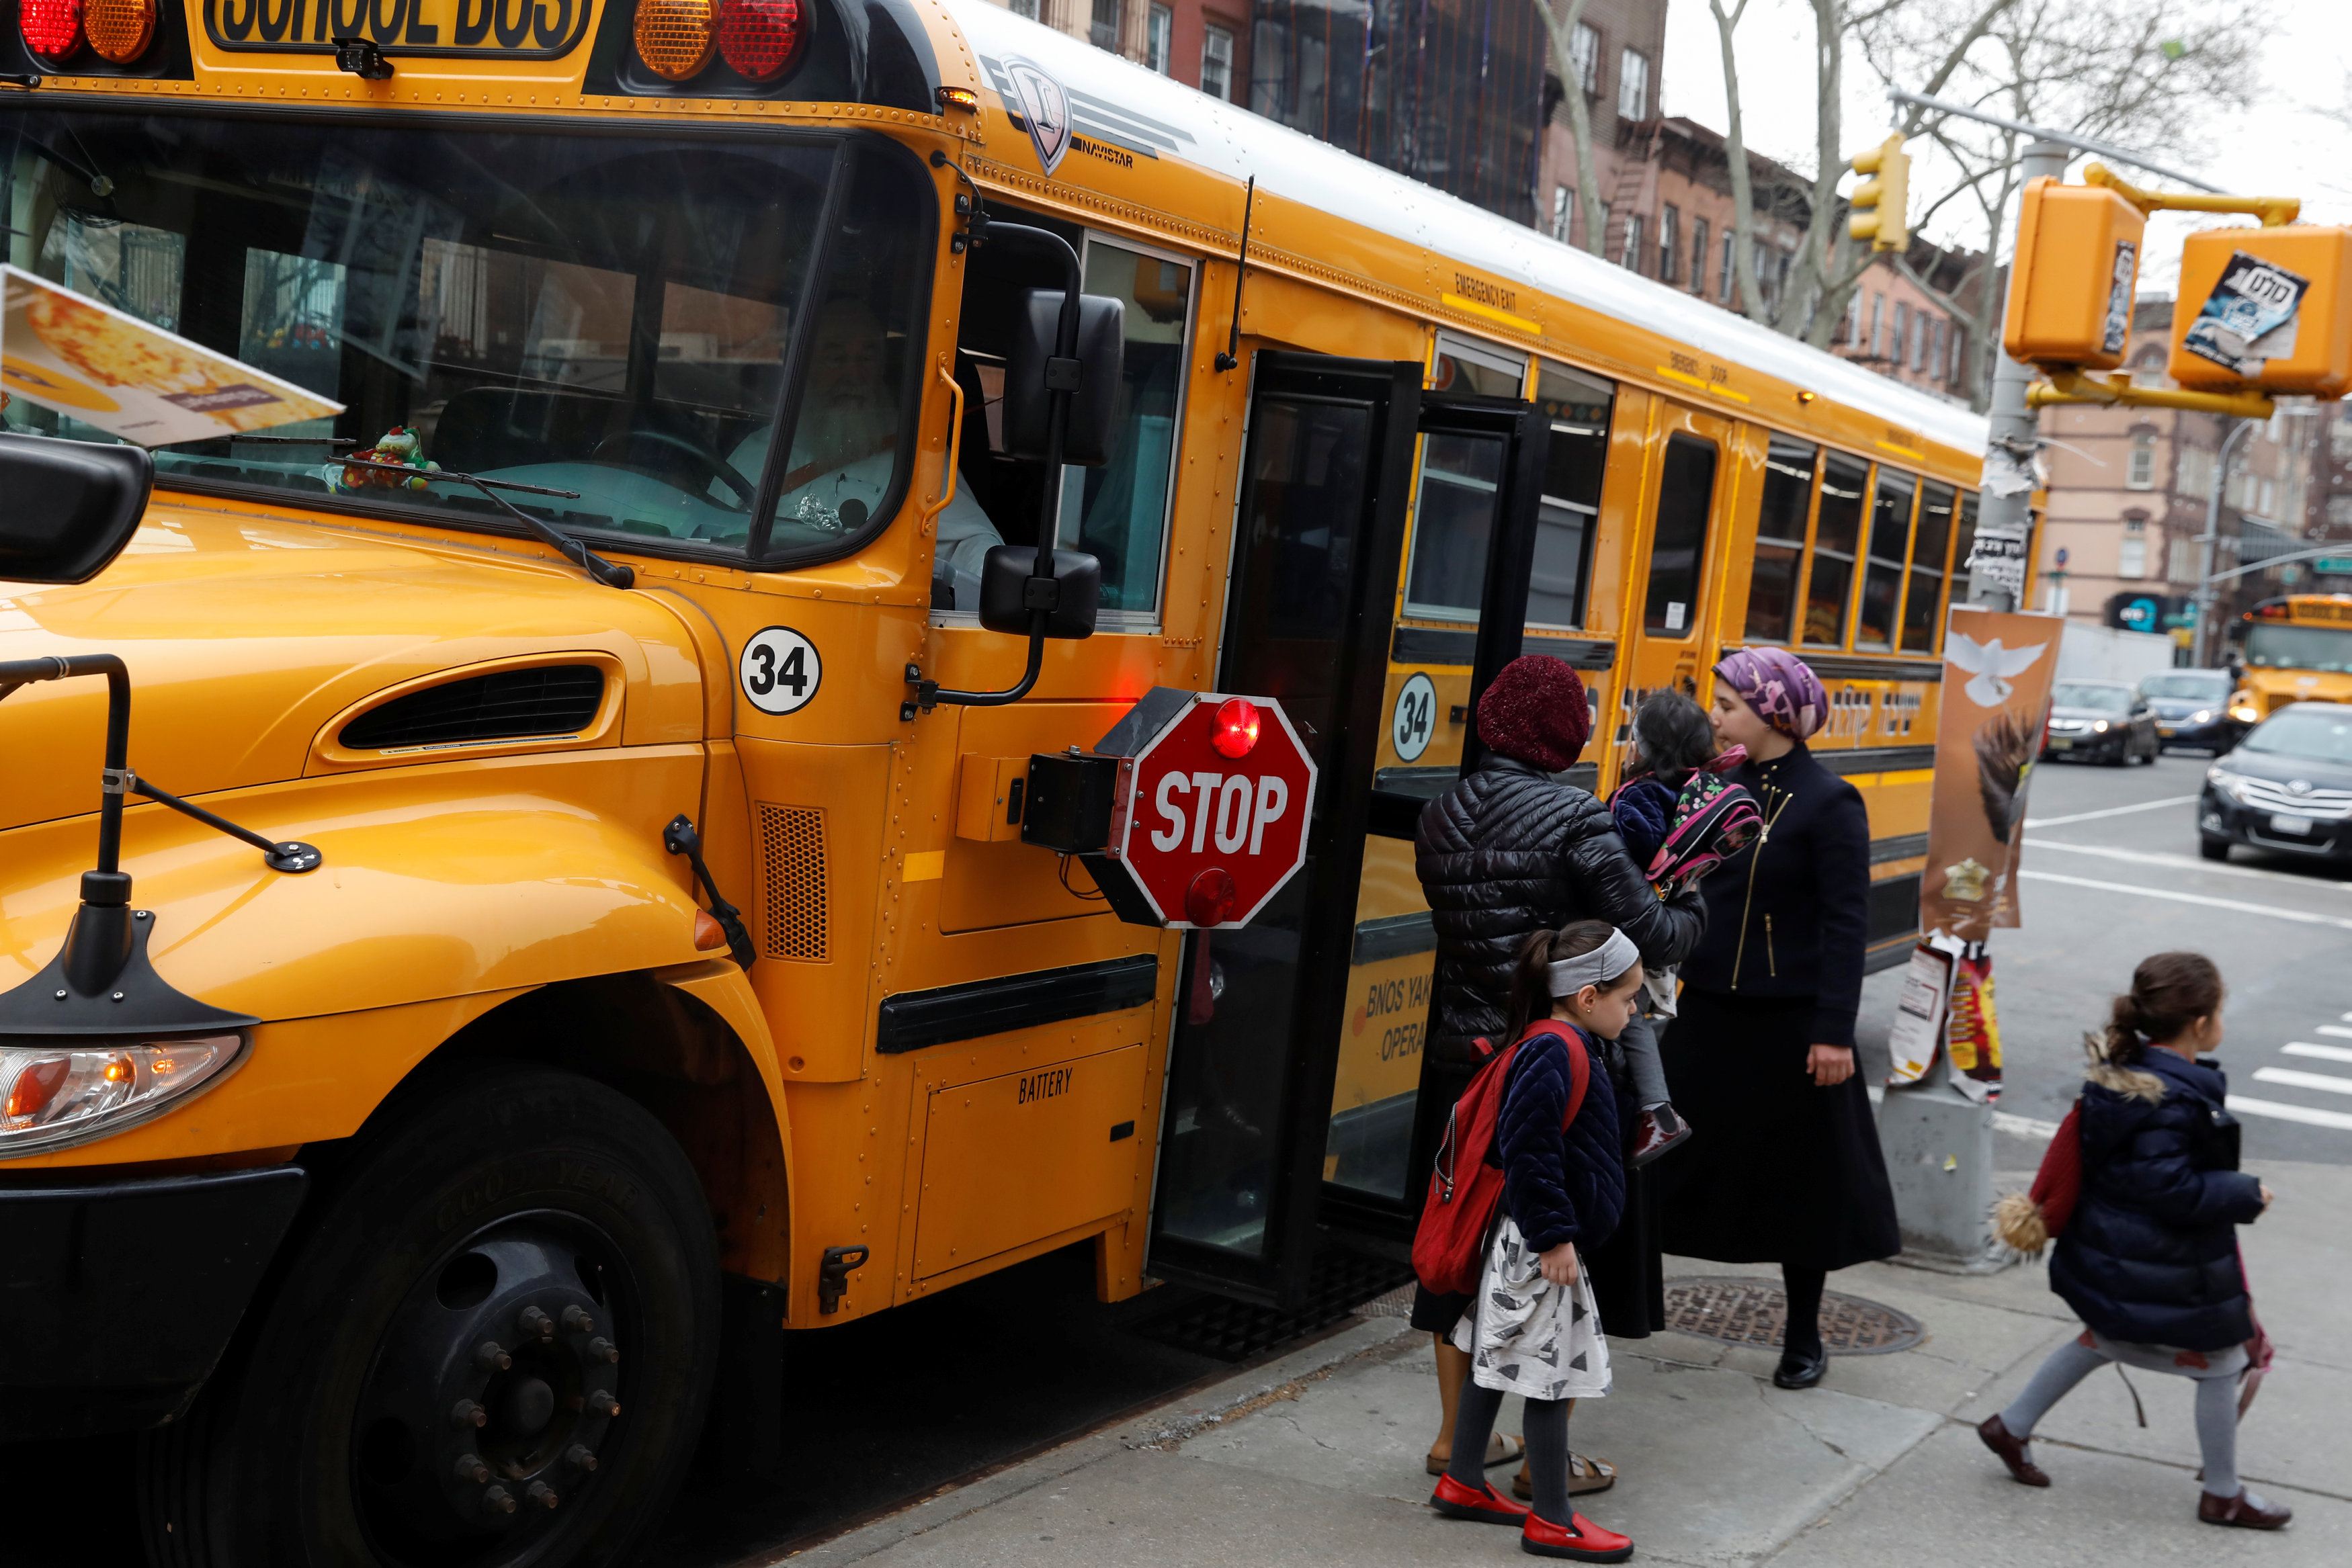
2230;703;2259;722
0;1035;243;1158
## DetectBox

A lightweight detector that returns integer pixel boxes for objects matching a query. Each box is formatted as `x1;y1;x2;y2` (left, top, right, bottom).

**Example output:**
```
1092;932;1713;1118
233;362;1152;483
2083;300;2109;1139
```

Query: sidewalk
784;1153;2349;1568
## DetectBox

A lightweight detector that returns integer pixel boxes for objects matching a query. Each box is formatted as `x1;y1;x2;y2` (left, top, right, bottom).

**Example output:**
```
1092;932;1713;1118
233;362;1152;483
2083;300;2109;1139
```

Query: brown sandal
1513;1450;1617;1499
1425;1431;1526;1476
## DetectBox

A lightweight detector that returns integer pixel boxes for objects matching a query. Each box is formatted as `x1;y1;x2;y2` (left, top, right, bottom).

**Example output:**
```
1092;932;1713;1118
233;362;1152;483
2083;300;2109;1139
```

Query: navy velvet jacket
2051;1050;2265;1351
1488;1025;1626;1254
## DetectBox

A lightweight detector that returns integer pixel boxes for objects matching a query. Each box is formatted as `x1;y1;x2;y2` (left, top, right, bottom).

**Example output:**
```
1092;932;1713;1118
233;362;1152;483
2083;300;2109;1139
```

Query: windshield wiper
327;455;635;590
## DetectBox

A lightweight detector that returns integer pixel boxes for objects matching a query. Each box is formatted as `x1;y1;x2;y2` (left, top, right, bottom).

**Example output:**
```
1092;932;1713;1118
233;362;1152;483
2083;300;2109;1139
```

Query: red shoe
1429;1472;1531;1524
1521;1510;1634;1562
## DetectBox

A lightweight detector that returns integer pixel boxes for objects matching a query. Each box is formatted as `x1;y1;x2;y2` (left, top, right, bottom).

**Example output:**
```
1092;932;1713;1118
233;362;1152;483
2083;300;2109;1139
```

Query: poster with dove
1920;608;2064;949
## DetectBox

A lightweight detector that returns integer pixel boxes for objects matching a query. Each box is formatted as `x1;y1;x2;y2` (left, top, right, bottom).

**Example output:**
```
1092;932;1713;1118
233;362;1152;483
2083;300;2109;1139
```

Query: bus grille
340;665;603;750
757;804;828;960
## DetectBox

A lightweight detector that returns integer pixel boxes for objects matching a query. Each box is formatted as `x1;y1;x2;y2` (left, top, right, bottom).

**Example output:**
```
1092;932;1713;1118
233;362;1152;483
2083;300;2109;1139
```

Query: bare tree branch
1531;0;1607;257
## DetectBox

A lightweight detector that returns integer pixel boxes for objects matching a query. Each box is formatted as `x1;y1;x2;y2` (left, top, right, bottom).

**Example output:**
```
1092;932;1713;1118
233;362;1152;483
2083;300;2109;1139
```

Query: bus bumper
0;1165;306;1440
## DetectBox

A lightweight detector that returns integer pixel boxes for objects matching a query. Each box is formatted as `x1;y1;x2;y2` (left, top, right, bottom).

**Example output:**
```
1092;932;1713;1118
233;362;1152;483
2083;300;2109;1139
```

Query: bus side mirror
1002;290;1124;467
978;545;1100;639
0;433;153;585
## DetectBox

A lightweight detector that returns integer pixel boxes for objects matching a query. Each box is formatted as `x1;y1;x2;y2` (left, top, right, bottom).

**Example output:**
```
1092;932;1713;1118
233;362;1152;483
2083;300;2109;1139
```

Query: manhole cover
1662;1276;1923;1356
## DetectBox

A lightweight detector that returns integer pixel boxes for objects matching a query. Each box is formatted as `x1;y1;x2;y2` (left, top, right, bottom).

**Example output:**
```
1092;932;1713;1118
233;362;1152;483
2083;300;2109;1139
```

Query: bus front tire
138;1061;720;1568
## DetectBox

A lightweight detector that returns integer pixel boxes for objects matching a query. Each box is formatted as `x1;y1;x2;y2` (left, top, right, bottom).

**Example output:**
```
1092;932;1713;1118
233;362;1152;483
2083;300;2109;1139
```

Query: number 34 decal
739;626;822;715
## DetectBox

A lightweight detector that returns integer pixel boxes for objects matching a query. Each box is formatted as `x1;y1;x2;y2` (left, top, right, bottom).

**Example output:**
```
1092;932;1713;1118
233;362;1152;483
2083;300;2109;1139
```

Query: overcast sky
1658;3;2350;296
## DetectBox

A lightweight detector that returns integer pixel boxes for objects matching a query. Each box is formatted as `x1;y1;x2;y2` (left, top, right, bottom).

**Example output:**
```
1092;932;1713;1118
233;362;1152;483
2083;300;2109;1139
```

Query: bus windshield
2245;623;2352;674
1;110;927;560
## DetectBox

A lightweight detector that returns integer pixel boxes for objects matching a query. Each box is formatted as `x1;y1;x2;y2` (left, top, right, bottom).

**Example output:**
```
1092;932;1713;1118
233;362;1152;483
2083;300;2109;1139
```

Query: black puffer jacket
1416;758;1706;1072
2050;1050;2265;1351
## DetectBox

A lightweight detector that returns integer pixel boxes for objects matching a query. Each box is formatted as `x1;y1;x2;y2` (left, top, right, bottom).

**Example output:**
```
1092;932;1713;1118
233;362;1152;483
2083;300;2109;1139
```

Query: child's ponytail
1505;919;1637;1039
2089;951;2225;1065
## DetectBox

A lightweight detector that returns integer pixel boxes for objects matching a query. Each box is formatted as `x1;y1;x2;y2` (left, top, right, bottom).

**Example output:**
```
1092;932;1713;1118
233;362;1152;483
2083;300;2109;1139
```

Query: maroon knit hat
1475;655;1591;771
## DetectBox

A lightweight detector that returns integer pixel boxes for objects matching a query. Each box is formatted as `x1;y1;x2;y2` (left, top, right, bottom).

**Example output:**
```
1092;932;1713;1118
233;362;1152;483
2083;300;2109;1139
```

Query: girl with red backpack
1425;920;1641;1563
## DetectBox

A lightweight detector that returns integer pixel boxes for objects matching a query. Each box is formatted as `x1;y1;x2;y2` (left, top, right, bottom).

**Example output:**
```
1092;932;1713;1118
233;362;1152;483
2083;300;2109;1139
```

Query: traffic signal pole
2192;418;2256;666
1968;139;2073;612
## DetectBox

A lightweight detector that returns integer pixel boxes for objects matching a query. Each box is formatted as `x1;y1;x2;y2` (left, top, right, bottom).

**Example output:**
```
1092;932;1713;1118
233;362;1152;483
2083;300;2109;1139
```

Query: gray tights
2000;1337;2244;1497
1447;1379;1572;1521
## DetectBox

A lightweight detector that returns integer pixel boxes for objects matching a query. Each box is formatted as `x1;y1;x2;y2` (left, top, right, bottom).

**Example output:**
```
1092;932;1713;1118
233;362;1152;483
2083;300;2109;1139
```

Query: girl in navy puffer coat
1976;953;2288;1532
1429;920;1639;1563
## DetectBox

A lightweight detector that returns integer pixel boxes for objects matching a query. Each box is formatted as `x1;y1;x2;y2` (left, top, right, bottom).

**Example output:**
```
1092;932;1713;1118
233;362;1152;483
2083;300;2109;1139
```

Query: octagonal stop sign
1081;687;1318;930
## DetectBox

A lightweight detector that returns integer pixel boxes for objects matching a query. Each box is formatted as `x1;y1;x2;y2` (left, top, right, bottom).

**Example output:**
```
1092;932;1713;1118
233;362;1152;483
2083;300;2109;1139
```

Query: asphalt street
1857;746;2352;1166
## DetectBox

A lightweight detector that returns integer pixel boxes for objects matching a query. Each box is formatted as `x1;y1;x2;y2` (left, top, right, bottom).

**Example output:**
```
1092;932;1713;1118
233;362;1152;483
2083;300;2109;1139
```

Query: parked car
2042;680;2160;765
2199;701;2352;862
2139;668;2246;753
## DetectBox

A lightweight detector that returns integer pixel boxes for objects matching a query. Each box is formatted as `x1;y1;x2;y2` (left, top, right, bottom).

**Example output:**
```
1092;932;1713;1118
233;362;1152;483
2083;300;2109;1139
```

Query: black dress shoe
1772;1344;1829;1389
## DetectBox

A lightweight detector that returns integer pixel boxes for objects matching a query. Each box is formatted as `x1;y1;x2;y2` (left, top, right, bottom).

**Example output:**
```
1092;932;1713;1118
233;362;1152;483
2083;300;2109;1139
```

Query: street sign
1084;687;1317;929
2316;557;2352;574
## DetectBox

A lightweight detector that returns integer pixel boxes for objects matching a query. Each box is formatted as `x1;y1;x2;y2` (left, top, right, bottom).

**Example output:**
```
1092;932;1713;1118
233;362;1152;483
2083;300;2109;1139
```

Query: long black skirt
1656;989;1900;1270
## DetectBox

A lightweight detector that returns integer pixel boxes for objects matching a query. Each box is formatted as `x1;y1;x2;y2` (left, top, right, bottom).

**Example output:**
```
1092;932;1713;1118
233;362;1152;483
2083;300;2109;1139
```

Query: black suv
2200;702;2352;861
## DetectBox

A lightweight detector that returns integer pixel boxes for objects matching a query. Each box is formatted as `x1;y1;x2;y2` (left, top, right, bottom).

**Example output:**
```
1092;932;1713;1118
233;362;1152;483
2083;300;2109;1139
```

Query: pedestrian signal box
2169;226;2352;398
2002;177;2145;370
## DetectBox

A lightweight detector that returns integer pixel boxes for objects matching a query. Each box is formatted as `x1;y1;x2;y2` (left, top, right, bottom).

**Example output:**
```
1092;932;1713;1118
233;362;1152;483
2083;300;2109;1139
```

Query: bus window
1952;490;1980;595
1530;362;1612;628
1644;433;1717;636
0;112;927;562
1804;453;1868;646
1404;433;1507;619
1904;482;1957;652
1431;333;1525;397
1747;437;1816;642
1055;236;1194;624
1857;470;1917;649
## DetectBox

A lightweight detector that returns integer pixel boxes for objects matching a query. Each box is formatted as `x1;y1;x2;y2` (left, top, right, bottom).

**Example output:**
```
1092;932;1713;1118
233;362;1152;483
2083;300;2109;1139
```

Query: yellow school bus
0;0;1982;1556
2228;594;2352;718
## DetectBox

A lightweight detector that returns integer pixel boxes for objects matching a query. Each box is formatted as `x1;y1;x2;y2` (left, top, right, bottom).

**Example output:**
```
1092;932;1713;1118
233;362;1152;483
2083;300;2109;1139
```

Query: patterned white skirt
1449;1215;1613;1401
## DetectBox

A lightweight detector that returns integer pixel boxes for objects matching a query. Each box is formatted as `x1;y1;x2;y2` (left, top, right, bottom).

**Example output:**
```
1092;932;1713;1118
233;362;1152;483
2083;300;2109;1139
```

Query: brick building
2033;298;2321;648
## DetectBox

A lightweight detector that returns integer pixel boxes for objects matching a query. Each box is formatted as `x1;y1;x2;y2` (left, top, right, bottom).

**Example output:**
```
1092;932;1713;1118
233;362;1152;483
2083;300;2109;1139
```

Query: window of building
2118;515;2148;578
1621;212;1644;273
1753;240;1772;310
2259;477;2275;515
1717;233;1734;304
1947;322;1965;384
1009;0;1038;15
1658;204;1679;284
1892;302;1909;369
1910;311;1927;370
1857;470;1917;649
2126;429;2156;490
1745;437;1816;643
1842;291;1860;345
1804;453;1869;646
1528;362;1615;627
1618;49;1649;120
1570;22;1599;94
1200;24;1233;99
1147;3;1172;71
1552;185;1573;243
1929;316;1944;376
2327;494;2352;527
2332;412;2352;464
1091;0;1121;51
1868;294;1884;359
1903;482;1955;652
1689;217;1709;293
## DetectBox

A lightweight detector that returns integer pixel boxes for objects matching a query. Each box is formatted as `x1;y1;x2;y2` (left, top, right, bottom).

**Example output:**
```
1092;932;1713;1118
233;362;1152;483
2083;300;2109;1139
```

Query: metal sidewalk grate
1662;1276;1925;1356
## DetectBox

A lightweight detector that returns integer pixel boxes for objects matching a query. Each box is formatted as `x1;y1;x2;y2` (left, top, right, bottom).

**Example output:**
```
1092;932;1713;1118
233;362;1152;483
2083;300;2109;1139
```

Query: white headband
1546;930;1641;996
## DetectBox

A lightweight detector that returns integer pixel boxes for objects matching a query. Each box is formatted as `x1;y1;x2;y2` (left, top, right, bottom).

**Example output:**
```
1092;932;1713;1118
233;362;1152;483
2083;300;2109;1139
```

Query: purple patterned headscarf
1714;648;1828;740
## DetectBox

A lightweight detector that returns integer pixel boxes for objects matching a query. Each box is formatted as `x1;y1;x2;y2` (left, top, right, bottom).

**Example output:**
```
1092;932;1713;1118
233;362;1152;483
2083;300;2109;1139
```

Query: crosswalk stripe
2228;1094;2352;1131
2017;870;2352;930
2251;1065;2352;1096
2318;1025;2352;1039
2025;837;2352;894
2283;1042;2352;1064
2023;795;2199;828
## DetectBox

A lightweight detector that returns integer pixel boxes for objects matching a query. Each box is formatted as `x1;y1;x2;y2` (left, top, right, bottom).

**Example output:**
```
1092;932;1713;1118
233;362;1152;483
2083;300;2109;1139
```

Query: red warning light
1211;697;1260;759
1183;867;1238;927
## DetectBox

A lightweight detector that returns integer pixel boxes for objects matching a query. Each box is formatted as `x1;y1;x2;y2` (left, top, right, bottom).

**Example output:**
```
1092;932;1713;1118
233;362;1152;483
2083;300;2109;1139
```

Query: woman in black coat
1412;654;1706;1491
1656;648;1899;1391
1975;953;2285;1530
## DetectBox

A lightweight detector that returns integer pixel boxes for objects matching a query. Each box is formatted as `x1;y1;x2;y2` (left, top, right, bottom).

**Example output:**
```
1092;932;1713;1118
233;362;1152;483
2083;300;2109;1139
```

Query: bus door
1145;351;1550;1307
1620;402;1738;744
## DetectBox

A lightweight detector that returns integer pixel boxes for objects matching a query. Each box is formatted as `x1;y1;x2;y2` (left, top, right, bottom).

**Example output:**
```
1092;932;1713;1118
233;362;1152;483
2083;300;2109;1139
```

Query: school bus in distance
2227;595;2352;720
0;0;1987;1557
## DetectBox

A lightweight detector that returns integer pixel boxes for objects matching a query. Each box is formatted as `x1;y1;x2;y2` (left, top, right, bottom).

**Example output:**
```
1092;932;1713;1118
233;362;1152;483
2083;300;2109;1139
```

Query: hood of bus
2238;668;2352;717
0;500;707;837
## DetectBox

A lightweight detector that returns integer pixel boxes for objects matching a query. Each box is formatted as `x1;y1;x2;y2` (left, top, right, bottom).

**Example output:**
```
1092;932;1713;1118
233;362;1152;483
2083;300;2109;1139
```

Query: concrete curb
777;1313;1420;1565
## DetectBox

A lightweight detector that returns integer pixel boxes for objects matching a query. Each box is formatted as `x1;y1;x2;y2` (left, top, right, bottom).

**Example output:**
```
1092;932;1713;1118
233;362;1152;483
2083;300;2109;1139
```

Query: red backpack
1411;1020;1592;1297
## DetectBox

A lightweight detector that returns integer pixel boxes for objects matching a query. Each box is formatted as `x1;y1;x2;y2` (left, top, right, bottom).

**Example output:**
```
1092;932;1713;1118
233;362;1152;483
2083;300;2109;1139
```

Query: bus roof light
718;0;805;81
634;0;718;82
1212;697;1261;758
21;0;84;62
84;0;153;62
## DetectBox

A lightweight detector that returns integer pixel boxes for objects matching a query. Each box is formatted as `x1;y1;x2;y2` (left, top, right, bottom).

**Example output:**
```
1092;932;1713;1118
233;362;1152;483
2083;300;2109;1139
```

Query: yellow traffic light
2003;177;2146;370
1848;134;1911;253
2171;226;2352;398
